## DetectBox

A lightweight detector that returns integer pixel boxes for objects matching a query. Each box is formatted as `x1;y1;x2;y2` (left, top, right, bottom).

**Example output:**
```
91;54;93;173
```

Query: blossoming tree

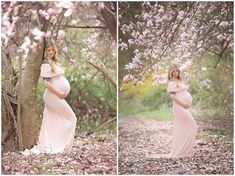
1;1;116;150
119;2;233;85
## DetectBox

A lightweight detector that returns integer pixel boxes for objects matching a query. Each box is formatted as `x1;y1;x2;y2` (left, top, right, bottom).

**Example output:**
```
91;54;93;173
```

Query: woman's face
46;46;56;59
171;69;179;78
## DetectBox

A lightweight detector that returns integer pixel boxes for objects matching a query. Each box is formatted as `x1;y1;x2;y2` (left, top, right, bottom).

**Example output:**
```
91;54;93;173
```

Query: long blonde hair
168;64;181;80
44;43;57;72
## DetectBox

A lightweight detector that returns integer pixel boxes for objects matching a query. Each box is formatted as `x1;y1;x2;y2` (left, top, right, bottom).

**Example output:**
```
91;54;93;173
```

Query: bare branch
65;25;108;29
86;116;116;135
86;60;117;90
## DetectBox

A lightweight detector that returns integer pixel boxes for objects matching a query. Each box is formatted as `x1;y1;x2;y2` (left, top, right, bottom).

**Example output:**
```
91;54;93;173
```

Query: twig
1;128;14;146
86;60;117;90
86;116;116;135
64;25;108;29
1;88;17;105
2;86;19;148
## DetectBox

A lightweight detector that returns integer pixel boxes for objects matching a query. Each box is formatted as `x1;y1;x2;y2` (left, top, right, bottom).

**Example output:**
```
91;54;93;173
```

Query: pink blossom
63;46;68;53
123;74;134;83
1;11;17;44
178;11;185;19
64;9;72;17
119;42;128;50
55;1;74;9
142;2;150;7
143;13;150;20
226;34;233;42
57;30;65;40
10;1;17;7
161;15;168;21
2;19;11;28
20;37;31;49
131;31;138;38
20;37;35;57
39;9;49;20
21;149;31;156
143;49;152;59
137;21;144;28
152;75;167;85
143;29;150;35
47;8;57;16
198;48;204;53
200;79;212;89
184;18;190;23
32;28;45;40
45;31;51;38
125;63;134;70
146;20;153;27
158;8;164;14
128;39;134;45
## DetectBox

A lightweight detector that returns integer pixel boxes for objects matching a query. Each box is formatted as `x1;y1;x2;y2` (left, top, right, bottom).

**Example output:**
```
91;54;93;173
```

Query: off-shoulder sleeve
167;80;177;94
40;63;52;78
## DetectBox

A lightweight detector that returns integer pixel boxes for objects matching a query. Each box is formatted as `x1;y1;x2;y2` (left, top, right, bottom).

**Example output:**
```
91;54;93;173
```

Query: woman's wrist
56;91;62;97
44;81;63;98
172;97;186;108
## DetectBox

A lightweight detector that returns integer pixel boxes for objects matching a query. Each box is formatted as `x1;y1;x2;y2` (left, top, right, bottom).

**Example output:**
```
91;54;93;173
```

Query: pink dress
167;79;198;157
22;60;77;155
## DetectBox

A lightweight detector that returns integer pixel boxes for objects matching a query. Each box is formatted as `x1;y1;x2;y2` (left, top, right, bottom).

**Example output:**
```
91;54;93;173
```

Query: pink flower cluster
39;1;74;19
1;1;77;58
1;3;19;46
120;2;233;85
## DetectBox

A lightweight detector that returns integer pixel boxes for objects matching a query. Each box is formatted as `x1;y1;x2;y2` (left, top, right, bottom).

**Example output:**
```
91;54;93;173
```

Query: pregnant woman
166;64;198;158
22;43;77;155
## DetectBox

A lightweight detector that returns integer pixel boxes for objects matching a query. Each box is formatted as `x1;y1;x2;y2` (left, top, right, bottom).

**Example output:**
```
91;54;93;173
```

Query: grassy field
119;95;173;121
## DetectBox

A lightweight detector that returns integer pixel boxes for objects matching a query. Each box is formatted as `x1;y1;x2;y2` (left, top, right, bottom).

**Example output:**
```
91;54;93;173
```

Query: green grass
138;108;173;121
119;96;148;116
119;95;173;121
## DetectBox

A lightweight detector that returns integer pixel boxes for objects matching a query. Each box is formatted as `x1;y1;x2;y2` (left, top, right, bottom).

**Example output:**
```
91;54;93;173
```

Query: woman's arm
44;80;66;99
170;94;190;109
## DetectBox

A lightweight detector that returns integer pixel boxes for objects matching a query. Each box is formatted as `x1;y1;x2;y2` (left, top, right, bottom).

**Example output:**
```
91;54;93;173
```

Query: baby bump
51;76;70;95
176;90;192;105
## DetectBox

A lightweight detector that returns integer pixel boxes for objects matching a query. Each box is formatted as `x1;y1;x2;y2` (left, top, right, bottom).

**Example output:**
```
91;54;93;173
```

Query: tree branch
65;25;108;29
86;116;116;135
86;60;117;90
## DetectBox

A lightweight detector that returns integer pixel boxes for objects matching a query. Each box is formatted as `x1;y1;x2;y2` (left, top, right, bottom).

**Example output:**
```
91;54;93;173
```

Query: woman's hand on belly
182;103;190;109
58;91;67;99
175;101;190;109
171;94;190;109
44;80;67;99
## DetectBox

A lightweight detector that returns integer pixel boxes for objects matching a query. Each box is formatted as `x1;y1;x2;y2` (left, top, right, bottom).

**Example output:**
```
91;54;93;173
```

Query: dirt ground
118;116;233;175
2;132;117;175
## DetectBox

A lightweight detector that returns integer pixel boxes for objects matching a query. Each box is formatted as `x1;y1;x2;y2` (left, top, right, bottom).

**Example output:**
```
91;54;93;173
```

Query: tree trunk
18;2;47;149
98;2;117;41
19;46;45;149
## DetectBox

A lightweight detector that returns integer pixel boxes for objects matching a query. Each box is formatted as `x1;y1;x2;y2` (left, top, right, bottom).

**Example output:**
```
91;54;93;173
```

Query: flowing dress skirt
168;89;198;157
22;75;77;155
